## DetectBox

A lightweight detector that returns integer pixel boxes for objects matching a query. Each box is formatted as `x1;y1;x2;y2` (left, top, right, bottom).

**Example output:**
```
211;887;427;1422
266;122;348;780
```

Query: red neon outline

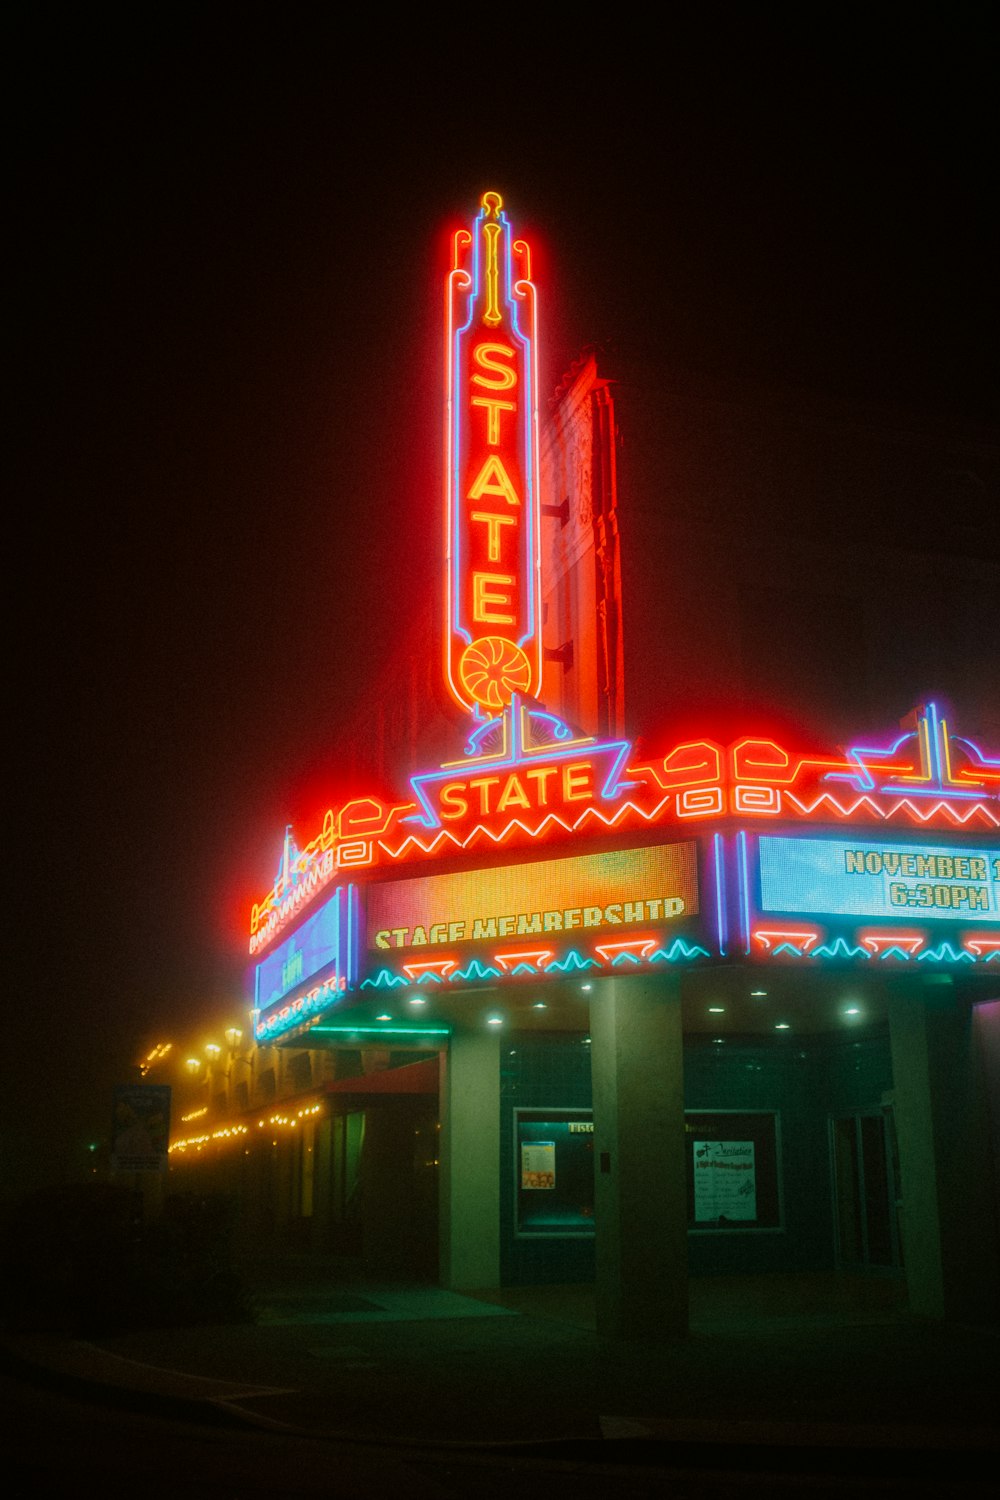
857;930;927;955
733;785;782;814
961;934;1000;956
402;958;458;982
751;928;821;952
677;787;725;818
444;194;541;715
731;739;848;785
593;936;659;963
336;840;374;868
631;741;723;791
493;948;555;971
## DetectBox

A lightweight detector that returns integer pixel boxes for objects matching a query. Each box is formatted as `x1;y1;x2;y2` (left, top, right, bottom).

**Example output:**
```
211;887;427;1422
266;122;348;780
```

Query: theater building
164;193;1000;1336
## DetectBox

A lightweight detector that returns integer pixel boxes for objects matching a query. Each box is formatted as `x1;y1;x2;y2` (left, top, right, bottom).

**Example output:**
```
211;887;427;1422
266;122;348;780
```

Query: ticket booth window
514;1109;596;1237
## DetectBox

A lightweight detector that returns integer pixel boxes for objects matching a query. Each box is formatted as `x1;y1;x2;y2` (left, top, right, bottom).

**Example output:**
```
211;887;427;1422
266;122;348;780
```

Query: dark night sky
7;11;997;1192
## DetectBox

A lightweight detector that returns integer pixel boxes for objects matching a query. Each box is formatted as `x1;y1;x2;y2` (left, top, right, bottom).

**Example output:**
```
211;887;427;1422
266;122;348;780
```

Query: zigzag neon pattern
545;952;600;973
380;790;674;862
359;938;710;992
749;938;997;966
812;938;872;960
451;961;503;982
917;943;975;964
782;792;998;827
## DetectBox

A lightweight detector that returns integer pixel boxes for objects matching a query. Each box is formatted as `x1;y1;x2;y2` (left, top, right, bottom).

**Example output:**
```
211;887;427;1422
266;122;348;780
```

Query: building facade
159;193;999;1335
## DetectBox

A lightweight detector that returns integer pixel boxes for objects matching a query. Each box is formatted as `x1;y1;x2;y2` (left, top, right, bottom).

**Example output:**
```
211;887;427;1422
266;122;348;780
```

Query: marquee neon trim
752;927;822;953
359;936;711;991
247;704;998;966
858;930;926;955
494;948;556;971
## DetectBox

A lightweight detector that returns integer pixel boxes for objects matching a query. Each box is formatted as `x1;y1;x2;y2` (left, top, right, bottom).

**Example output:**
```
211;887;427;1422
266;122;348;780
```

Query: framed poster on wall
685;1110;783;1232
514;1109;595;1237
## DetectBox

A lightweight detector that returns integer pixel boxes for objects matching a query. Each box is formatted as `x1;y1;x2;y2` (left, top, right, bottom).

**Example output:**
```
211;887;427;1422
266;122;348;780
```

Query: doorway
830;1108;901;1271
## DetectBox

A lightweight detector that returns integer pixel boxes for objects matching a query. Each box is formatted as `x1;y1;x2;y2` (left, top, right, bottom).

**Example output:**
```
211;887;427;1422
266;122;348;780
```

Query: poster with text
693;1140;756;1222
521;1141;556;1189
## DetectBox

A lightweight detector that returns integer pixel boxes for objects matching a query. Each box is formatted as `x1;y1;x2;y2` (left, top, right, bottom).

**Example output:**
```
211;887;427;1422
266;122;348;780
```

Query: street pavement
2;1258;998;1493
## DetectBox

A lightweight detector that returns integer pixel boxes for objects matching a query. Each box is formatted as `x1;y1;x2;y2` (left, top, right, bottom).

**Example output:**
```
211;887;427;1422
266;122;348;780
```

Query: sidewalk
4;1261;998;1463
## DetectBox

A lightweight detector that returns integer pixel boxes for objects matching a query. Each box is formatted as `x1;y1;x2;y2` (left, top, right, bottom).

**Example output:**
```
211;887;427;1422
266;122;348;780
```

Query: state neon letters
445;193;542;715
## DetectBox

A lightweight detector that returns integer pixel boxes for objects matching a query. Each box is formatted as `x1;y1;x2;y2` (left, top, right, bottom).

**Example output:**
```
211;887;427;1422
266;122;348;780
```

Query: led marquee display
255;886;349;1017
367;842;698;950
758;836;1000;923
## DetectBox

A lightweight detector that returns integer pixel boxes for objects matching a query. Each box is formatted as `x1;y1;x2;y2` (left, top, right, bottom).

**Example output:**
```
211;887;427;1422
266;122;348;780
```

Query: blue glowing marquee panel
758;836;999;923
254;885;358;1036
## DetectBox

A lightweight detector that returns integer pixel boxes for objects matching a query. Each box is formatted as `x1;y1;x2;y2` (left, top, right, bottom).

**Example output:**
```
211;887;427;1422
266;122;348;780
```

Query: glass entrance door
830;1108;901;1270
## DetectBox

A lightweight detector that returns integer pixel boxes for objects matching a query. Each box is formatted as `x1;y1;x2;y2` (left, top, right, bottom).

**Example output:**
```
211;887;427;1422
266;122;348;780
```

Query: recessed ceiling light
533;1001;547;1010
708;1006;725;1013
775;1022;790;1030
751;990;767;997
845;1006;861;1016
487;1014;503;1027
581;983;592;992
376;1013;392;1022
408;996;427;1007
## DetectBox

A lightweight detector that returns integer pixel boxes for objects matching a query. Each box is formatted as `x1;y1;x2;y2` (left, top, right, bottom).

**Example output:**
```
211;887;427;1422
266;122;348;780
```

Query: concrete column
590;973;688;1339
439;1030;500;1289
889;983;1000;1323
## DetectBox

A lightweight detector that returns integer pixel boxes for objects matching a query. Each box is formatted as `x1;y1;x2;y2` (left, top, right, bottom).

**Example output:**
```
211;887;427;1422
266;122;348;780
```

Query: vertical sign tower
444;192;542;716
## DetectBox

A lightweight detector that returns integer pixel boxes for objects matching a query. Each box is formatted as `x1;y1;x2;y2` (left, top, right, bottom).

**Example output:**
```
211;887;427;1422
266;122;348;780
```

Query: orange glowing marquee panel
445;192;541;715
367;842;699;953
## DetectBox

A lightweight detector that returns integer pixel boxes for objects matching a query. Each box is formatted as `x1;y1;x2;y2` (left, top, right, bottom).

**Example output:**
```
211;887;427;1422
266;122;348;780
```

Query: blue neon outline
763;936;991;967
713;832;728;957
347;884;359;988
811;938;871;961
360;971;410;990
737;831;751;954
546;952;600;973
826;701;997;800
451;960;502;982
649;940;711;962
335;883;340;991
917;942;975;964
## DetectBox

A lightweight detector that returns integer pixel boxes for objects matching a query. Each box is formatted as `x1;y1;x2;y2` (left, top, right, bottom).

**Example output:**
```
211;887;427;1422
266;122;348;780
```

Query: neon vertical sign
445;192;542;716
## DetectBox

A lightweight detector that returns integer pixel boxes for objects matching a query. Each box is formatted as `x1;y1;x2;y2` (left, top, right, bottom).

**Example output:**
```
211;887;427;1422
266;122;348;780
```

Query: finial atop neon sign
444;191;542;717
